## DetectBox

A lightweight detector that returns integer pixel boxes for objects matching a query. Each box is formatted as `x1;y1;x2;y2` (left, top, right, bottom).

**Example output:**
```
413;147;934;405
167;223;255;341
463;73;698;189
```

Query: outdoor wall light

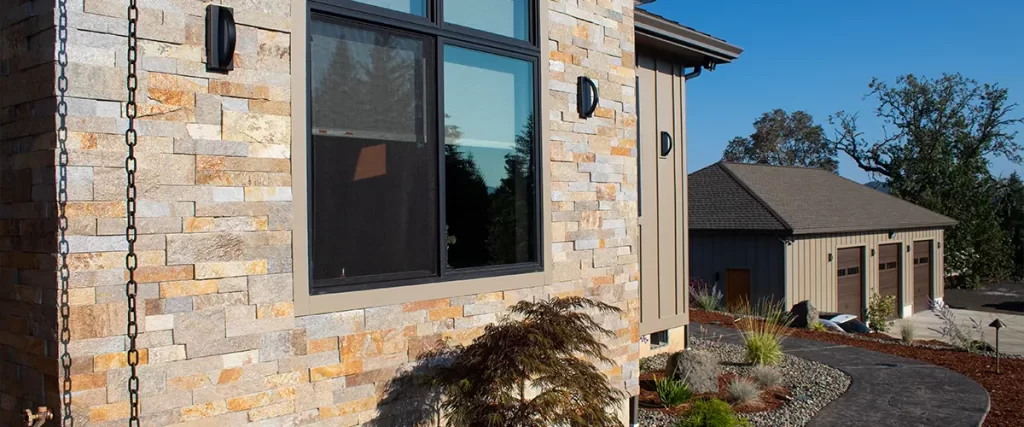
907;244;912;253
871;248;876;257
828;253;833;262
206;5;236;72
938;241;942;248
577;76;599;118
888;231;896;239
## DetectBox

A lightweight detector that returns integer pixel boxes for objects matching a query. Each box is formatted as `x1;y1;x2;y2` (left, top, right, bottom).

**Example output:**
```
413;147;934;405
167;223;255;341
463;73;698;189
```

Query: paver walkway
692;323;990;427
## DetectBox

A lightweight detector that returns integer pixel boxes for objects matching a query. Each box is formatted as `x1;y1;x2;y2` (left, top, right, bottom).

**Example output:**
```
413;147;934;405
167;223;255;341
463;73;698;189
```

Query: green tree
723;109;838;172
996;172;1024;279
830;74;1023;287
487;114;536;264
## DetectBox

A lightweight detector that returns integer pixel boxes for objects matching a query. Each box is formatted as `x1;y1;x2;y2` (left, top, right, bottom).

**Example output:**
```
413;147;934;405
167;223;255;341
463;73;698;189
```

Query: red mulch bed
638;371;789;416
692;309;1024;426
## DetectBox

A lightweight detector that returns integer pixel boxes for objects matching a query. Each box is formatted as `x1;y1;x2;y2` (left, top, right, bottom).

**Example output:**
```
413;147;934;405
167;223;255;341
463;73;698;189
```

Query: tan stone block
257;302;294;319
196;170;291;186
217;367;243;384
249;100;290;116
307;337;338;354
149;72;207;93
89;401;129;422
168;373;209;390
249;400;294;422
194;260;268;279
427;306;463;321
209;80;255;98
132;265;194;283
70;303;127;340
309;360;362;381
69;288;96;305
71;372;107;391
226;386;296;411
66;201;126;218
320;397;376;419
401;298;449;312
596;183;617;200
94;349;148;371
160;279;218;298
180;400;228;421
222;111;290;145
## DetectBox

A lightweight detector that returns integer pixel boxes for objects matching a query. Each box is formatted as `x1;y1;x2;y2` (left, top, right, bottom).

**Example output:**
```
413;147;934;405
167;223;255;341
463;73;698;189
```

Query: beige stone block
179;400;228;422
167;232;245;264
187;124;222;140
226;386;296;412
222;349;260;368
222;111;290;145
160;279;219;298
194;260;268;279
148;344;187;364
146;314;174;331
69;303;127;340
243;186;292;201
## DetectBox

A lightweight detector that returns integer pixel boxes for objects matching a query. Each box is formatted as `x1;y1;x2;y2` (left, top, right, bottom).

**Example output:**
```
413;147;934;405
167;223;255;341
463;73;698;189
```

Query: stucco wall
689;232;785;305
785;229;945;315
26;0;643;425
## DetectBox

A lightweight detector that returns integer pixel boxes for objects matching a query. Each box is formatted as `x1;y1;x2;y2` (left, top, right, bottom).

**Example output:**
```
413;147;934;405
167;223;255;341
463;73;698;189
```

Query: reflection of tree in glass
313;26;418;136
444;117;493;268
487;113;536;264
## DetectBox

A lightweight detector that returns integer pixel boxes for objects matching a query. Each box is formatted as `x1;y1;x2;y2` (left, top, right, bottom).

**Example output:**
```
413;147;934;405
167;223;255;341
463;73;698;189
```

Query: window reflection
350;0;426;16
445;0;529;40
443;45;536;268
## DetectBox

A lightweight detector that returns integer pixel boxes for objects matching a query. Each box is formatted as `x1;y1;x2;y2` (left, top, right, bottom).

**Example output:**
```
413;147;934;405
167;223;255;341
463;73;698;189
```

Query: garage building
689;162;956;319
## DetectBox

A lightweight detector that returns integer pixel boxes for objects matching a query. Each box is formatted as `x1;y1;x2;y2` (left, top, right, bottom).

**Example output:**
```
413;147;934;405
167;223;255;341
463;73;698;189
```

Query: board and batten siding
785;229;945;316
690;233;785;305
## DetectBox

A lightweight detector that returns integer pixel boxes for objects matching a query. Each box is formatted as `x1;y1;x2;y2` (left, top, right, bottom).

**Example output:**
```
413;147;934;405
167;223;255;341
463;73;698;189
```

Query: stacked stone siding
1;0;640;425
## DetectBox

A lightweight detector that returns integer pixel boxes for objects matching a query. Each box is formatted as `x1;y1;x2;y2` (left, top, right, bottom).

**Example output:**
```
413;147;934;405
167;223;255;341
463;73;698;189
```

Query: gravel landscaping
639;338;851;427
693;309;1024;426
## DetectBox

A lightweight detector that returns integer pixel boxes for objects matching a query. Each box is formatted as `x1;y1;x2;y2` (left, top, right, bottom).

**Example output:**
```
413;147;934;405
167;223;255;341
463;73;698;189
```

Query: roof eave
634;10;743;65
791;222;958;236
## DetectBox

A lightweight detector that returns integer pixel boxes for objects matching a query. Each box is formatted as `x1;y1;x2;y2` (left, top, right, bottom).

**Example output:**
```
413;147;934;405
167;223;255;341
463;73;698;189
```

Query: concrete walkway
692;323;989;427
889;309;1024;355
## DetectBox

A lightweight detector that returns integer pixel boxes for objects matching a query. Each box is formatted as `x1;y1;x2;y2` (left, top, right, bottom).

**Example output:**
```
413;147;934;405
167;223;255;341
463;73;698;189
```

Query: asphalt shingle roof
689;162;957;234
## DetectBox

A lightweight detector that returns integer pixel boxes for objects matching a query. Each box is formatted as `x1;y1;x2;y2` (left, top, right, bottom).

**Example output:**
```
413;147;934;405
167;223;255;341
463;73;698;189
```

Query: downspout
683;65;702;80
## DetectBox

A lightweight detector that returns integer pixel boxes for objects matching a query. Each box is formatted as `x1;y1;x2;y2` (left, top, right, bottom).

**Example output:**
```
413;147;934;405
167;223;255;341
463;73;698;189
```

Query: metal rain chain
124;0;142;424
56;0;75;422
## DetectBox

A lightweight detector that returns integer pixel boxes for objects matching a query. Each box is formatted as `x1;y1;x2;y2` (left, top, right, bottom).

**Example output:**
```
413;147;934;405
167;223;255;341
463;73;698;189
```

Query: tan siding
788;229;945;315
689;234;785;304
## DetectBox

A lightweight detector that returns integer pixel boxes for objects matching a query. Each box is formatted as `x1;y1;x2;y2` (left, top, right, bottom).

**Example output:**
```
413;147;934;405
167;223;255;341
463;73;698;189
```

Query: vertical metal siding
786;229;946;314
689;234;785;304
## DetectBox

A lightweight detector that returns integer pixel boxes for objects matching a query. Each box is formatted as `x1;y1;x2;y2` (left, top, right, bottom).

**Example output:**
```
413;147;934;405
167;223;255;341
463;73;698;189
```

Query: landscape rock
790;300;819;328
663;350;720;393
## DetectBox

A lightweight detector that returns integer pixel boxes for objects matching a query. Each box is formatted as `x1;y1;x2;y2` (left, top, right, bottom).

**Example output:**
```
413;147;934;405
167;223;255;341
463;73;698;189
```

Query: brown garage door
913;241;933;312
837;247;864;317
878;243;901;320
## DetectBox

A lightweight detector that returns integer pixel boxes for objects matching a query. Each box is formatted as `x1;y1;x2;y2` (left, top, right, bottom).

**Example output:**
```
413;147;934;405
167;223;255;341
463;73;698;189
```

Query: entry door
725;269;751;309
637;53;687;335
836;247;864;317
877;243;902;319
913;241;933;312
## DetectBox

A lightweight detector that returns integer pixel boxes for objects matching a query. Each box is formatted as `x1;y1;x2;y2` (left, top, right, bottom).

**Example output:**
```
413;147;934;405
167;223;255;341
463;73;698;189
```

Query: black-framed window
308;0;541;293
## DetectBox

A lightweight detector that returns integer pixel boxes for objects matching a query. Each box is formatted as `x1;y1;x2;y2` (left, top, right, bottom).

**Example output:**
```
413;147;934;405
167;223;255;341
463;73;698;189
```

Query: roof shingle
689;162;956;234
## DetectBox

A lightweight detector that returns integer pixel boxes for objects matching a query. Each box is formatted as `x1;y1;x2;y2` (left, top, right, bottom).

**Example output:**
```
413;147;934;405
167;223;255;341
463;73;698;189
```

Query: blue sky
642;0;1024;183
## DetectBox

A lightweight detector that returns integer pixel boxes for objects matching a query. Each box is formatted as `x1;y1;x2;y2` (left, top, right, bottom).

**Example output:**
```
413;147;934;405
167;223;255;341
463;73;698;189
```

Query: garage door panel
913;241;933;312
878;243;901;319
837;247;863;318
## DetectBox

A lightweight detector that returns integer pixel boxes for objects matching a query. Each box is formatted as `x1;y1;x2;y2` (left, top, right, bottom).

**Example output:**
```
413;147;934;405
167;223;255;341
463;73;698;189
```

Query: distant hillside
866;181;890;193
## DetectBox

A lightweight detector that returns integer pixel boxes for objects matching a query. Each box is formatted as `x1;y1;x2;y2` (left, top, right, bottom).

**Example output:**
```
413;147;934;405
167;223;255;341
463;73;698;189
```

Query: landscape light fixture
990;319;1006;374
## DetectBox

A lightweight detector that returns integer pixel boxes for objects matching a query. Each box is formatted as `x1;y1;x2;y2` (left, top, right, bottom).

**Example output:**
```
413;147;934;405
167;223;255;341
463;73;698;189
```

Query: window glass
848;267;859;275
837;269;846;277
351;0;426;16
443;45;535;268
445;0;529;40
310;18;438;284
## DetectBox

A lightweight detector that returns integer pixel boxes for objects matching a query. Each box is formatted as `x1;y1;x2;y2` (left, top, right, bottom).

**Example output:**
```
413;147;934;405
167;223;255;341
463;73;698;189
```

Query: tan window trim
289;0;552;316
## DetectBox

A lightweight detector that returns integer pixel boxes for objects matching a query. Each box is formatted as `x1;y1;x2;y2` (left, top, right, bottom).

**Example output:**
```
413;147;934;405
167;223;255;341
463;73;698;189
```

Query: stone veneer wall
11;0;642;425
1;0;60;425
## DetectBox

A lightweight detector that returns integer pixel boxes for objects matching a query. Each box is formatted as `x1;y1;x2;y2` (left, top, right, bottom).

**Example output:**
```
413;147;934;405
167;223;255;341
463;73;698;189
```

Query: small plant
867;293;896;333
425;297;625;426
931;299;988;352
656;375;694;407
736;300;790;366
689;278;723;311
900;319;916;344
676;399;748;427
810;321;828;332
749;365;783;388
727;377;761;405
753;298;792;326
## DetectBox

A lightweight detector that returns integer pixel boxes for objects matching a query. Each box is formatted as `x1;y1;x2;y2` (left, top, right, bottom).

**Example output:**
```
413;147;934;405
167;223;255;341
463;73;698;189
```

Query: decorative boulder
789;300;819;328
664;350;720;394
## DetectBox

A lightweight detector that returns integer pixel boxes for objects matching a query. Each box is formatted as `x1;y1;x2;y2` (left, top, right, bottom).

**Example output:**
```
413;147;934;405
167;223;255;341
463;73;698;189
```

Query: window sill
295;270;547;315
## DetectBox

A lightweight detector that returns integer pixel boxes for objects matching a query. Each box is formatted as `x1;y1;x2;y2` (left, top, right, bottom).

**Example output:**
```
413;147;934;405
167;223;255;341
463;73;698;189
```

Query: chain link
56;0;74;424
124;0;141;425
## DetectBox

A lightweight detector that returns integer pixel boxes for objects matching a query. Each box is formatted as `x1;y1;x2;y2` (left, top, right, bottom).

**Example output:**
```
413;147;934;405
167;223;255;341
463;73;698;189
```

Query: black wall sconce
577;76;599;118
888;231;896;239
907;244;912;253
828;253;833;262
206;5;236;72
938;241;942;248
871;248;876;257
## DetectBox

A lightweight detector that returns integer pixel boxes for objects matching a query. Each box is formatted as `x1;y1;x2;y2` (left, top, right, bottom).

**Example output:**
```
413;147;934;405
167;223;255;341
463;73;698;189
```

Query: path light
989;319;1006;374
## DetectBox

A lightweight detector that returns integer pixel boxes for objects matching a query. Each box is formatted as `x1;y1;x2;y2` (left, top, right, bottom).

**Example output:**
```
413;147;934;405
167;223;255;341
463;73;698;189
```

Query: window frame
303;0;546;297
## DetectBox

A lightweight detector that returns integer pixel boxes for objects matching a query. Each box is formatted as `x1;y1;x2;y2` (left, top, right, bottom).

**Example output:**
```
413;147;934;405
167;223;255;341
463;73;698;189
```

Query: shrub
737;315;788;366
656;376;694;407
749;365;783;388
753;298;792;327
676;399;748;427
727;377;761;405
690;278;723;311
900;319;915;344
426;297;625;426
810;321;828;332
931;299;988;353
867;293;896;333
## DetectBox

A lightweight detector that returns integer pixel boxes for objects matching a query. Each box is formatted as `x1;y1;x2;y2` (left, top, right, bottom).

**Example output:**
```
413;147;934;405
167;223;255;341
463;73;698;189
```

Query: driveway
944;281;1024;315
896;308;1024;355
693;323;990;427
